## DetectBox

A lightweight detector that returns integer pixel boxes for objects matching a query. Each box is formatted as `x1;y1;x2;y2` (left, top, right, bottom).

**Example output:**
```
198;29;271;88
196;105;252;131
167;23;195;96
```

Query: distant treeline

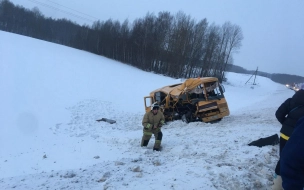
0;0;243;81
227;64;304;85
271;74;304;85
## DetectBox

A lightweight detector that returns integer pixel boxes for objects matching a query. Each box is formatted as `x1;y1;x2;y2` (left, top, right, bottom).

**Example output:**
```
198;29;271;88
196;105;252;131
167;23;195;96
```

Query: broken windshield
204;82;224;100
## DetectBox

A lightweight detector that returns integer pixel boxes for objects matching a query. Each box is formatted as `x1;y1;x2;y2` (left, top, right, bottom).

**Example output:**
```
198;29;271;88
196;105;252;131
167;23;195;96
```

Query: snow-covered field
0;31;294;190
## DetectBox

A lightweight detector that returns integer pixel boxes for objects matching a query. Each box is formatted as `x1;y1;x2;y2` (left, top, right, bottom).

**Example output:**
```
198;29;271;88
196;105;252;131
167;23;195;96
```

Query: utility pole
245;67;258;85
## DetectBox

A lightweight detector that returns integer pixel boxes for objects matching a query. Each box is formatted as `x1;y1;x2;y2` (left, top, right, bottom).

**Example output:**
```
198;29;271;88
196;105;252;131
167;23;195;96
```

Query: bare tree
220;22;243;81
199;24;220;77
185;18;208;78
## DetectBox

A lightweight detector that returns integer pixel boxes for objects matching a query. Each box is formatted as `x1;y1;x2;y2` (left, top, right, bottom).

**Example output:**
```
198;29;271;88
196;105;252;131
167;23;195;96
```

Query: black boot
141;140;149;147
153;147;160;151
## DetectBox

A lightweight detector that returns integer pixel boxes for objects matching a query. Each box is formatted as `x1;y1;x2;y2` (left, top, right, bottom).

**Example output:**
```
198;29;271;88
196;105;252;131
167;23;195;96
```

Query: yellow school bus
144;77;230;123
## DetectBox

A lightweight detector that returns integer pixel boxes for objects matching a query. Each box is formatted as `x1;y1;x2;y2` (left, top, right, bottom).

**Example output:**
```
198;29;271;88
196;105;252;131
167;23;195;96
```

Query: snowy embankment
0;31;294;190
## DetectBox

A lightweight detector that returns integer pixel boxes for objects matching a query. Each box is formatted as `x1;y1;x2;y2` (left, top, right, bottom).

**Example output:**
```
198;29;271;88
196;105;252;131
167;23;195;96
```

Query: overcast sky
9;0;304;77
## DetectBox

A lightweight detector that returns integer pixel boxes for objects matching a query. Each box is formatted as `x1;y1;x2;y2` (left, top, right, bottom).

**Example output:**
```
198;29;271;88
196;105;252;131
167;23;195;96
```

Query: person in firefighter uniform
141;102;165;151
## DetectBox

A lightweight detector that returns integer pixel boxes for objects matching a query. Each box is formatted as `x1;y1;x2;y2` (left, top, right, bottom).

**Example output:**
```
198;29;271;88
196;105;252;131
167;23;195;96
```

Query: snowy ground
0;31;294;190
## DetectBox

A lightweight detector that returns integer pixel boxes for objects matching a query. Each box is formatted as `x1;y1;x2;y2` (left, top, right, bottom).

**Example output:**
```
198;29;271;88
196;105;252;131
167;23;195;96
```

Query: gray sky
9;0;304;76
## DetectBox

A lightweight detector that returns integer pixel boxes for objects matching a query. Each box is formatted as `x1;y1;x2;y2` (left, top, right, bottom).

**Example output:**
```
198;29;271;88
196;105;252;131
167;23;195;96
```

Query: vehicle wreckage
144;77;230;123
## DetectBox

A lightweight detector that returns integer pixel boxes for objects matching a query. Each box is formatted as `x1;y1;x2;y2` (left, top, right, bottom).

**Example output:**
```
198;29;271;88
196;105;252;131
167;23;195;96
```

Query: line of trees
271;74;304;85
0;0;243;81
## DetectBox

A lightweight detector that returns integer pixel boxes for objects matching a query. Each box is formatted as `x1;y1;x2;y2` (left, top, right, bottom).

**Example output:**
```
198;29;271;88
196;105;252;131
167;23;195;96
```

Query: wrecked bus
144;77;230;123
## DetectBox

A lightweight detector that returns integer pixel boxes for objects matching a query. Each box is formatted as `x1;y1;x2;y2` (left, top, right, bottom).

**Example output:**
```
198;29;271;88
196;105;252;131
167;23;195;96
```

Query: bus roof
150;77;218;96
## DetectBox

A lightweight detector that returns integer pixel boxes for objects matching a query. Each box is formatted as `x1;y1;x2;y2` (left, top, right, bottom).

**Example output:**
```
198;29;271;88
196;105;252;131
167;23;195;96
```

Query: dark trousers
275;137;288;175
281;134;304;189
141;128;163;149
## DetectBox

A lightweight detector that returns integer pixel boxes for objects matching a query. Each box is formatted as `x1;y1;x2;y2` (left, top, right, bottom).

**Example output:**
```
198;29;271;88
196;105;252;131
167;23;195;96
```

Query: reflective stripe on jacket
142;111;165;130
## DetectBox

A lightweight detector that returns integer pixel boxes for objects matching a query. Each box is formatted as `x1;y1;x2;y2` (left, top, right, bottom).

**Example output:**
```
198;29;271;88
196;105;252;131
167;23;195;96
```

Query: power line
27;0;96;23
27;0;95;23
45;0;99;20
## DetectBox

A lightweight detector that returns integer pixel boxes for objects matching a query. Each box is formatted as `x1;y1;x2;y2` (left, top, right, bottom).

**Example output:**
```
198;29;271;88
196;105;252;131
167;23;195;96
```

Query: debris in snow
97;172;111;182
43;154;47;159
93;156;100;159
96;118;116;124
63;171;76;178
253;180;262;188
115;161;125;166
131;158;142;162
97;177;107;183
136;172;143;178
153;160;161;166
132;166;141;172
103;172;111;178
